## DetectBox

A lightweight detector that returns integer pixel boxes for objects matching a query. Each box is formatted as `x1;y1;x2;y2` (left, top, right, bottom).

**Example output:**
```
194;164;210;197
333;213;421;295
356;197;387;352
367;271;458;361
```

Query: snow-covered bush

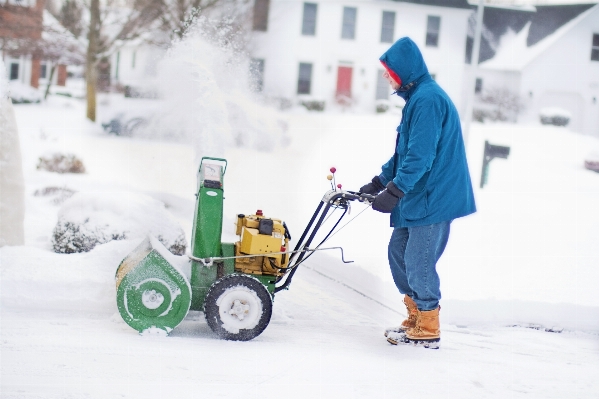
52;192;186;255
37;153;86;173
375;100;390;113
476;87;525;122
584;150;599;173
34;186;76;205
540;107;571;127
8;81;42;104
300;99;326;112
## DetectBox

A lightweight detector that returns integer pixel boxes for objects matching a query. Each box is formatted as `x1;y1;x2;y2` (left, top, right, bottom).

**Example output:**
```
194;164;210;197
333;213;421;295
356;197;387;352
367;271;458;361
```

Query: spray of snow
134;16;288;167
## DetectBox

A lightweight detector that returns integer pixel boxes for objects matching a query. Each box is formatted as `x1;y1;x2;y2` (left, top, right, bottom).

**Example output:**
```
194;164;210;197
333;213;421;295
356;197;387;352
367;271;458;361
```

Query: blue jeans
387;221;451;311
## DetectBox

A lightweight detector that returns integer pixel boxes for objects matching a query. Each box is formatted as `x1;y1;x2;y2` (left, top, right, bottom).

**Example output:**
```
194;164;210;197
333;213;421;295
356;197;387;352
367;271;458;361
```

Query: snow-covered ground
2;94;599;398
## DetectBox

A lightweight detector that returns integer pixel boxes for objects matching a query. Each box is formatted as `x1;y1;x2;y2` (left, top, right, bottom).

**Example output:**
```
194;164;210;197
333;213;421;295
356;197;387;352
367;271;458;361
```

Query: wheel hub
228;299;250;320
141;289;164;310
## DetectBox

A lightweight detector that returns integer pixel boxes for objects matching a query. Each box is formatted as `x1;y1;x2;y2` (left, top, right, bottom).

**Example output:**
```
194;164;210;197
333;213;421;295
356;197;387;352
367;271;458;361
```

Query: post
86;0;100;121
462;0;485;146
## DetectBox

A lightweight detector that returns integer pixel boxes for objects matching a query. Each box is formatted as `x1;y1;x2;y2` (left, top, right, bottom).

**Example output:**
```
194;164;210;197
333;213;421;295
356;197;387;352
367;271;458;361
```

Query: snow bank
0;98;25;246
0;241;135;313
52;192;186;255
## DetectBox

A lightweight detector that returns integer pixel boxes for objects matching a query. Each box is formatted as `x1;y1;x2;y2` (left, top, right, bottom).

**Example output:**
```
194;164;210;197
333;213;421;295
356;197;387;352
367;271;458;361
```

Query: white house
249;0;473;113
476;3;599;137
110;40;166;96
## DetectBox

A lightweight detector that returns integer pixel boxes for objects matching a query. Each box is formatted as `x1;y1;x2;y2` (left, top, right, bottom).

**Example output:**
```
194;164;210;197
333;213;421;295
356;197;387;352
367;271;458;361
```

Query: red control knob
337;184;342;189
256;209;263;216
330;167;337;173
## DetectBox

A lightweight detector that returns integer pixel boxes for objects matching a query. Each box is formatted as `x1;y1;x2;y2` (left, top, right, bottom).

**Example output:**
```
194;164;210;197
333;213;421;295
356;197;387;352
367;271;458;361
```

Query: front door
336;66;353;99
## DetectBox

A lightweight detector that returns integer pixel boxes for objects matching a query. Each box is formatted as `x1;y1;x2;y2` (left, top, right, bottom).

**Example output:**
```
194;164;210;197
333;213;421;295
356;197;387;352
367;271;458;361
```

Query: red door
336;66;353;99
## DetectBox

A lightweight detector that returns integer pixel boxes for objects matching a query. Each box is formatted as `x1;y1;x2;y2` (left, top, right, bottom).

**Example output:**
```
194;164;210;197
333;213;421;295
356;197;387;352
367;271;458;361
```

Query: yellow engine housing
234;213;289;276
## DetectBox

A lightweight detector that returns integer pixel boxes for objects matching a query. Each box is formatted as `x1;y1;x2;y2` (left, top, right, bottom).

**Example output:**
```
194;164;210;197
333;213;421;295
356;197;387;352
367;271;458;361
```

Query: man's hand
372;182;404;213
359;176;385;195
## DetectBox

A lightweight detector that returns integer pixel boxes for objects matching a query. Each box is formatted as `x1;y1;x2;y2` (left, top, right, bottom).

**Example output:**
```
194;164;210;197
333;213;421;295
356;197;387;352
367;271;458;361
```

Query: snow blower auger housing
115;158;374;340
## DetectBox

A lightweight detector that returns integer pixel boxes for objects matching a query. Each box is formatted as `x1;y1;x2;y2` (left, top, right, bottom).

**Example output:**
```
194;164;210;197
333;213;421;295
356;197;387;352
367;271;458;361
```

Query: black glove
372;182;404;213
359;176;385;195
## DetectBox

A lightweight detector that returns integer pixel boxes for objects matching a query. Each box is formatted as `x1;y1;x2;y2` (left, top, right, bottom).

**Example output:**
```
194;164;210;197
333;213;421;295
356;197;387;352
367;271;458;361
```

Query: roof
465;2;596;64
480;3;599;71
391;0;472;9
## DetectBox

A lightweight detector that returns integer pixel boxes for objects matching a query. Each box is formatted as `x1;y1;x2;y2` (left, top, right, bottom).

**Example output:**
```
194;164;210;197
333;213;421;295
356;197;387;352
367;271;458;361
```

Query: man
359;37;476;349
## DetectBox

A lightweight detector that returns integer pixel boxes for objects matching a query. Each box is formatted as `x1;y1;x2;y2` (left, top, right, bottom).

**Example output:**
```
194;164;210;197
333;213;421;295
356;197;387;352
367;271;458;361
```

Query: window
5;0;35;6
10;63;19;80
592;33;599;61
302;3;318;36
475;78;483;94
40;64;47;79
426;16;441;47
250;58;265;92
376;69;389;100
341;7;357;40
380;11;395;43
253;0;270;31
297;63;313;94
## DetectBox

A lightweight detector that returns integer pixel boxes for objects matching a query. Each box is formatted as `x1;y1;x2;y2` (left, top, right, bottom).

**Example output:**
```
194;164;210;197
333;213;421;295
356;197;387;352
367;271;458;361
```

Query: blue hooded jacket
378;37;476;227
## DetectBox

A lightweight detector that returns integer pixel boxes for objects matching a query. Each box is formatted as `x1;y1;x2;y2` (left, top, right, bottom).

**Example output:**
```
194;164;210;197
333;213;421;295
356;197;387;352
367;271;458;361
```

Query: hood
379;37;429;91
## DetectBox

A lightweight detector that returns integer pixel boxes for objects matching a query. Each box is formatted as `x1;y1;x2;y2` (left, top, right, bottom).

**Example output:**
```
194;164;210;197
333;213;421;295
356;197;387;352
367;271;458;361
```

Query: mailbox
480;140;510;188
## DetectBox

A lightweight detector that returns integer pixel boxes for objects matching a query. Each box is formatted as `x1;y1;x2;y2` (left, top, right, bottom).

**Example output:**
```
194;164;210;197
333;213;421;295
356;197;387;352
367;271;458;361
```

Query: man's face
383;70;400;90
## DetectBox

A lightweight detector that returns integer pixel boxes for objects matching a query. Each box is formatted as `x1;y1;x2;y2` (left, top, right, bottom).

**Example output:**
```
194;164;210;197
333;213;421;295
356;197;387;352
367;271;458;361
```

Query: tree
58;0;84;38
48;0;251;121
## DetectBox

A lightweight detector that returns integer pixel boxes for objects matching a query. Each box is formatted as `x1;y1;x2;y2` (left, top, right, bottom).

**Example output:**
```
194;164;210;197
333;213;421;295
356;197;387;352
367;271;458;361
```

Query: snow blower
115;157;374;340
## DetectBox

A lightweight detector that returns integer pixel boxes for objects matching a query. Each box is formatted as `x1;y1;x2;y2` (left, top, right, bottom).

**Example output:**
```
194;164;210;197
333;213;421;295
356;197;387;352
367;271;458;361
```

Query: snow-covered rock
51;192;186;255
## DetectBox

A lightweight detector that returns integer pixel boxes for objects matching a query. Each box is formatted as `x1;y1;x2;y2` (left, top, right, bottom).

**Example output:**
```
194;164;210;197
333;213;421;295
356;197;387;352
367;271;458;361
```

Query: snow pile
52;192;186;255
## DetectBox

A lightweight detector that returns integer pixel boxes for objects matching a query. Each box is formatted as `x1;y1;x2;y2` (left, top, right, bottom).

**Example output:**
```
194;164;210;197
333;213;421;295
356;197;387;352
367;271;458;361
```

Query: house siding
250;0;471;113
520;6;599;136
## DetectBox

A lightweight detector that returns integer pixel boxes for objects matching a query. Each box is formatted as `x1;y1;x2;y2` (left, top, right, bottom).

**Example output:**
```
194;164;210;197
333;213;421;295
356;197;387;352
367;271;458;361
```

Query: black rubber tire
204;274;273;341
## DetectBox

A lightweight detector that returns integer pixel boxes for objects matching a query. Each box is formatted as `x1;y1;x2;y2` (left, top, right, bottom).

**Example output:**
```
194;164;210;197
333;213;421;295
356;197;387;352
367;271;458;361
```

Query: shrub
478;87;525;122
301;100;325;112
51;192;187;255
539;107;571;127
37;153;86;174
34;187;76;205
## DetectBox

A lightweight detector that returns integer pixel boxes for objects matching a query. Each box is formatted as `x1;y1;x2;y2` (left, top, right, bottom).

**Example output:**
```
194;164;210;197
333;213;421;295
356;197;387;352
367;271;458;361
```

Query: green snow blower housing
116;157;374;341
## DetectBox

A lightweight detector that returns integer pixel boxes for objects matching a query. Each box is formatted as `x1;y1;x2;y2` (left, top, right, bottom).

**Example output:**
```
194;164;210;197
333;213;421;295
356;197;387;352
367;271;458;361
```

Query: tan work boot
404;307;441;349
384;295;418;337
387;307;441;348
